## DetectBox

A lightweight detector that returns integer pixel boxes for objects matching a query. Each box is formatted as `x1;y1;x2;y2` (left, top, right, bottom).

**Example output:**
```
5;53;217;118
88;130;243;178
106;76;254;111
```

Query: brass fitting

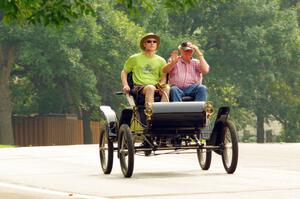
204;101;214;119
144;104;153;121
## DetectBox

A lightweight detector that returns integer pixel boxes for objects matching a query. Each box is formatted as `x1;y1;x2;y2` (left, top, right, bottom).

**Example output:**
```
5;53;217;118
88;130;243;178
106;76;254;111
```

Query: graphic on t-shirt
143;64;153;73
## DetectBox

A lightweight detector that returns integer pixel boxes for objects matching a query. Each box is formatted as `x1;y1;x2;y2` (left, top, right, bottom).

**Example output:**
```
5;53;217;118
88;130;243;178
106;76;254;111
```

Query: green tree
118;0;300;142
0;0;95;144
16;24;101;114
0;0;205;144
92;2;144;111
3;0;194;144
0;24;25;144
0;0;95;25
204;0;300;142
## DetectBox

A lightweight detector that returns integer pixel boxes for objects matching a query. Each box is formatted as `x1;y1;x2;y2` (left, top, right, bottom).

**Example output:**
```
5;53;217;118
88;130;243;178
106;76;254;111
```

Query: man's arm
121;69;130;93
188;43;210;75
159;73;167;84
162;50;178;73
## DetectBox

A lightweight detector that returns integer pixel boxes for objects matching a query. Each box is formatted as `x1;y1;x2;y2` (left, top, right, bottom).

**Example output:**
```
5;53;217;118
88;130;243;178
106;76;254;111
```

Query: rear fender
100;106;118;137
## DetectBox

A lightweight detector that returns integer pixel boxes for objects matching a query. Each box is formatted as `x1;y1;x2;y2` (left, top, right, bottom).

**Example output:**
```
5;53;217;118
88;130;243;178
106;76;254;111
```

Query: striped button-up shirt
168;57;204;89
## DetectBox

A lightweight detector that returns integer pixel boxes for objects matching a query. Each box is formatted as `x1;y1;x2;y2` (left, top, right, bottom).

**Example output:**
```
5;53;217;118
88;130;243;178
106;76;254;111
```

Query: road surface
0;143;299;199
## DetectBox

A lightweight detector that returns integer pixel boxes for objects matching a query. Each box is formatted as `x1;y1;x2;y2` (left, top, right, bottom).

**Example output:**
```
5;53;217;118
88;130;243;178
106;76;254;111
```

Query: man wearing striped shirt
162;41;210;102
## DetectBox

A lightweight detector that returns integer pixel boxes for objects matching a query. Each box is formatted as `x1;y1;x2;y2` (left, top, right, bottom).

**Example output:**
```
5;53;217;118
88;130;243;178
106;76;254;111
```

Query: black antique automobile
99;75;238;178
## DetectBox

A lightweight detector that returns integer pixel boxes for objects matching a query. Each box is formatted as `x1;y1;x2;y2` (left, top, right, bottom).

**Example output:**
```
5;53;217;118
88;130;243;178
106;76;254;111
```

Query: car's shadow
134;171;226;179
99;170;227;179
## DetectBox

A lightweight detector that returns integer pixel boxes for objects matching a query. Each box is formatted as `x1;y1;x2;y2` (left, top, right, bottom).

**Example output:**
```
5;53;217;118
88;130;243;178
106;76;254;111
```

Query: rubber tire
118;124;134;178
99;125;114;174
221;120;238;174
197;137;212;170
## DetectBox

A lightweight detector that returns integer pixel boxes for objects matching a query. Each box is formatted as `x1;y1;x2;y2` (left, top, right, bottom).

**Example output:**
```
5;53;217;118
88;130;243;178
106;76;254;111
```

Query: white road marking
0;182;108;199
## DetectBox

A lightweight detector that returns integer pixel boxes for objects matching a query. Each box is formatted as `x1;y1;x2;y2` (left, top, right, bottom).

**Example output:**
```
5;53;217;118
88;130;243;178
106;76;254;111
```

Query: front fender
100;106;118;137
209;106;230;150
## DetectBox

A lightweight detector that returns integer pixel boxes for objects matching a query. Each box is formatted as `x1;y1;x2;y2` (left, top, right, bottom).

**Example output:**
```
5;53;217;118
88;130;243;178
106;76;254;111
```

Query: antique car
99;75;238;178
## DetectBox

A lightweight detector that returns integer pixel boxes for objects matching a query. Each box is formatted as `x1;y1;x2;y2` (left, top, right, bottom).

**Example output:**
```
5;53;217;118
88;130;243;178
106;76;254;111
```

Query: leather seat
127;72;195;104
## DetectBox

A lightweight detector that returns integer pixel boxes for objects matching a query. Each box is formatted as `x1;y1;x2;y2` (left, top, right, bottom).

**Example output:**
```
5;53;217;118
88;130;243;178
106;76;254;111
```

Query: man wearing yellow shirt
121;33;170;109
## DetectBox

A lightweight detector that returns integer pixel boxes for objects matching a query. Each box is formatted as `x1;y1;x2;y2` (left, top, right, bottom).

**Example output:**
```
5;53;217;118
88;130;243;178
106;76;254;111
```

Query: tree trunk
0;43;15;144
284;122;297;142
82;109;92;144
256;111;265;143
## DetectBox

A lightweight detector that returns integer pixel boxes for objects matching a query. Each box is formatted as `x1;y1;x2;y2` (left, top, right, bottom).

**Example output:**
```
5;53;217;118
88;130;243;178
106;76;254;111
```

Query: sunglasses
146;40;157;44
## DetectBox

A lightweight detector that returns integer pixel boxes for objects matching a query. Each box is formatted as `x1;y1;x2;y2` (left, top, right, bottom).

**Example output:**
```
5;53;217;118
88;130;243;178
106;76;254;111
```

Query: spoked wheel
99;125;114;174
197;138;212;170
221;120;238;174
118;124;134;178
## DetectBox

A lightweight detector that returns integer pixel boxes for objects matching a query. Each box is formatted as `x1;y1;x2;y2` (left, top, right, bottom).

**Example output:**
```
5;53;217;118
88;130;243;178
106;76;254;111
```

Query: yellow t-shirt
123;53;166;85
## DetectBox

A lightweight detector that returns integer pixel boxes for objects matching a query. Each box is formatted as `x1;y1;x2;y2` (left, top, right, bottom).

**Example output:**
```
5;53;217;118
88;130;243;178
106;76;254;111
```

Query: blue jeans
170;84;208;102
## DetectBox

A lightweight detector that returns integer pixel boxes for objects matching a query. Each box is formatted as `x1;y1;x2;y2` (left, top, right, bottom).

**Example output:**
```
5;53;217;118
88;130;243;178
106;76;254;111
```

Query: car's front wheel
221;120;238;174
99;125;114;174
118;124;134;178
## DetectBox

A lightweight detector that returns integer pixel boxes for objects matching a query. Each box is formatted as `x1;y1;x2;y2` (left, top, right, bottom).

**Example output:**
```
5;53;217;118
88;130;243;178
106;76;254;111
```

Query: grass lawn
0;145;16;148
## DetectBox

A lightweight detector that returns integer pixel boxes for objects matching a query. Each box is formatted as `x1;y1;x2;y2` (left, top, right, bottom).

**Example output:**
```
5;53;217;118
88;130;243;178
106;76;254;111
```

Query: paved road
0;143;299;199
